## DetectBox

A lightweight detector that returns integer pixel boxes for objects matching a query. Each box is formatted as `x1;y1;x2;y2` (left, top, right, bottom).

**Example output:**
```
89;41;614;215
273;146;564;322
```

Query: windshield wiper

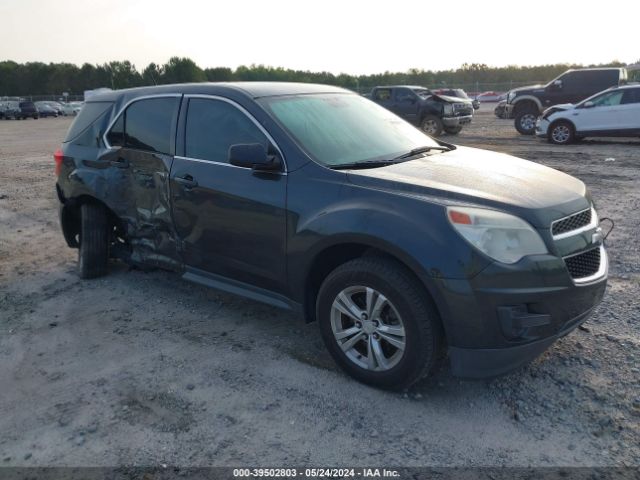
393;145;451;160
330;160;400;170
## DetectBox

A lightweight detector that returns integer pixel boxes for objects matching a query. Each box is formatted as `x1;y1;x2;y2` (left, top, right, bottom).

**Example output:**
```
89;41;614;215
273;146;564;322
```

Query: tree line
0;57;636;97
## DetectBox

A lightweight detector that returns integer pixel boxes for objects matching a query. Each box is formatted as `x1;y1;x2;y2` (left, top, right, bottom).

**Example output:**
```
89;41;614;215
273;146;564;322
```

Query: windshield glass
260;94;438;167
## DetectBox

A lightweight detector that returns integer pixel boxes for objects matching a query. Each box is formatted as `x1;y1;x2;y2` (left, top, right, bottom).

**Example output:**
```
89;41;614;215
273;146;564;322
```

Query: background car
434;88;480;109
474;91;506;103
61;102;83;116
35;102;59;117
535;84;640;144
4;101;39;119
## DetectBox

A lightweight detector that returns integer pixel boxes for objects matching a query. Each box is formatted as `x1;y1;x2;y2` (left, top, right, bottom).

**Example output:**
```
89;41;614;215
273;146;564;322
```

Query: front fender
285;163;491;304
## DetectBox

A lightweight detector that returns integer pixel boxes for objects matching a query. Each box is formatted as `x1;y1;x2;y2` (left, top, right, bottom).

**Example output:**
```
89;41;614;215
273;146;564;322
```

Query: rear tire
317;256;442;390
420;115;444;137
78;203;109;279
514;110;538;135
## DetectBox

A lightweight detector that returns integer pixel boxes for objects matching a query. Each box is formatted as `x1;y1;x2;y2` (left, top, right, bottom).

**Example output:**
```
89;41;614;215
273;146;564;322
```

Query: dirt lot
0;109;638;468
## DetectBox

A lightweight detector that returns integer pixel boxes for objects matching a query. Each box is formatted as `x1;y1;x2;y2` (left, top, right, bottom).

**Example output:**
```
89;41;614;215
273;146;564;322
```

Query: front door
170;97;287;294
573;89;625;132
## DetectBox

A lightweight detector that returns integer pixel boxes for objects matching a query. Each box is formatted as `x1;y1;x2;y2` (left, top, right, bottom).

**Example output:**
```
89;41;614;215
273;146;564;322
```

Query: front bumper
432;248;608;378
503;103;516;119
535;117;550;138
442;115;472;127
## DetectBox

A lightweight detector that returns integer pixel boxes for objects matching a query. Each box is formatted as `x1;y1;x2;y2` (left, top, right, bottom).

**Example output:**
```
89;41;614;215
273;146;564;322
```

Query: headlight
447;207;548;264
443;103;454;115
507;91;516;103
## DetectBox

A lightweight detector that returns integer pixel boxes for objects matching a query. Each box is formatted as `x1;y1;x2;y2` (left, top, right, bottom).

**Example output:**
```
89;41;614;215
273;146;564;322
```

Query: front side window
260;93;439;167
106;97;179;154
591;90;624;107
395;88;416;102
185;98;268;163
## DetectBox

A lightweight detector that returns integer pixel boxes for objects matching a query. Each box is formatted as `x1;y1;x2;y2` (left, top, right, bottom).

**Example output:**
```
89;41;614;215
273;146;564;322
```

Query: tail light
54;148;64;176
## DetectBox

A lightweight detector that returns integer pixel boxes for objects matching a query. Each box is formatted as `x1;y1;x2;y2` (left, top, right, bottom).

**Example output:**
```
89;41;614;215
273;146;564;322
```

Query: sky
0;0;637;75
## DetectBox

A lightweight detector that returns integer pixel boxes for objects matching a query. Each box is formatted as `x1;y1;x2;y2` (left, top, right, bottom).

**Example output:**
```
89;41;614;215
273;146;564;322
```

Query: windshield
259;94;438;167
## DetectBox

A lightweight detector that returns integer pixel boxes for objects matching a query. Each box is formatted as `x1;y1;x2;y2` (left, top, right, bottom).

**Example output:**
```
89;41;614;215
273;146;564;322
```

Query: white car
536;84;640;144
61;102;83;116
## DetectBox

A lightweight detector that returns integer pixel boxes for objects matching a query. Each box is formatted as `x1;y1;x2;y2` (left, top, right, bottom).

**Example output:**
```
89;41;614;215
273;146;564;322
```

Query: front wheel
420;115;444;137
514;110;538;135
548;120;575;145
78;203;109;279
444;126;462;135
317;257;442;390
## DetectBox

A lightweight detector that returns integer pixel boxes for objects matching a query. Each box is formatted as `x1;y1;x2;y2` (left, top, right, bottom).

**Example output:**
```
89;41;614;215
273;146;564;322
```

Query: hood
509;84;545;95
346;146;589;228
432;94;473;104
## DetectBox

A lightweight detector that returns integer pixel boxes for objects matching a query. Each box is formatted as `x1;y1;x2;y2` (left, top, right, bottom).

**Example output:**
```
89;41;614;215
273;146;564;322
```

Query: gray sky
0;0;637;74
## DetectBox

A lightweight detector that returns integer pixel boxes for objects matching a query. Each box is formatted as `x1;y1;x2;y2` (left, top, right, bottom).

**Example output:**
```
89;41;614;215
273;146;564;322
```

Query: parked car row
0;100;83;119
494;67;639;144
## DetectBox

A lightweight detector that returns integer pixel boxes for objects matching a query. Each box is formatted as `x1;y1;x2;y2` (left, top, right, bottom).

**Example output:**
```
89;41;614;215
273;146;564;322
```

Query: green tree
160;57;206;84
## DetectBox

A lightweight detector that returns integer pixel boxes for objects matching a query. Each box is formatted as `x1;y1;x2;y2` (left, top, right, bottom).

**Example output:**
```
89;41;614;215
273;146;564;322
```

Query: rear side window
105;97;180;154
184;98;267;163
64;102;114;144
621;88;640;104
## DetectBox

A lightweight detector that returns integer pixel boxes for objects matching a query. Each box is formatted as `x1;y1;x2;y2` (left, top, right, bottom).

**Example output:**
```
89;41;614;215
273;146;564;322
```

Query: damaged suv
56;83;608;389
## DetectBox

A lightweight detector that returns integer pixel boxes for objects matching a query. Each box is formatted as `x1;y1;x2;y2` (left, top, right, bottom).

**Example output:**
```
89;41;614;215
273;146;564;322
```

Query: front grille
552;208;592;236
564;247;601;279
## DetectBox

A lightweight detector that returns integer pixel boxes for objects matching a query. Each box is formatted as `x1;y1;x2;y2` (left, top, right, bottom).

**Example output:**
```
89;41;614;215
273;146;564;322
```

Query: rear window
64;102;114;145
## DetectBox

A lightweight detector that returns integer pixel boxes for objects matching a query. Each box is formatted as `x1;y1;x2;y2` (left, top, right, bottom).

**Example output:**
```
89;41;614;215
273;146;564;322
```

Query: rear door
103;95;182;269
619;87;640;131
170;96;287;294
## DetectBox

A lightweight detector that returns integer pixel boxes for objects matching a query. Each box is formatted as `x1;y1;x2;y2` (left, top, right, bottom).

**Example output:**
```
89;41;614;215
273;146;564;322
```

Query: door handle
174;174;198;188
110;157;129;169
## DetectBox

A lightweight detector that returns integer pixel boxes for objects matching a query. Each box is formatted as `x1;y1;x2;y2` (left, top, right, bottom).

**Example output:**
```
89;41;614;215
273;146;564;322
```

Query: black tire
444;126;462;135
514;110;538;135
78;203;109;279
317;256;442;390
420;115;444;137
547;120;575;145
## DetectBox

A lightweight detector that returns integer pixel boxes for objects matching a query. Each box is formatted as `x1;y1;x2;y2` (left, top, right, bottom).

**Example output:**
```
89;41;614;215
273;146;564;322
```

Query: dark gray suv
55;82;608;389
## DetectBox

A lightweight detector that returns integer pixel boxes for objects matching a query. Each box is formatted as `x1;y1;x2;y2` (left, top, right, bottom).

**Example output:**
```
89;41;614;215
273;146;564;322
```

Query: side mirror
549;80;563;91
582;101;595;108
229;143;281;171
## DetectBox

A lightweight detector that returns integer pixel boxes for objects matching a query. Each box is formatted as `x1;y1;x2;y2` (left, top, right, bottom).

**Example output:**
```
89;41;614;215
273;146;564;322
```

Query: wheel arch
301;238;449;346
59;192;120;248
513;96;542;114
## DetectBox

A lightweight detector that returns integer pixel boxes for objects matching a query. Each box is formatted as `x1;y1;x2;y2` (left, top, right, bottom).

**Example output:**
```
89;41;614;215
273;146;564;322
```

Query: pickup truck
505;68;627;135
368;86;473;136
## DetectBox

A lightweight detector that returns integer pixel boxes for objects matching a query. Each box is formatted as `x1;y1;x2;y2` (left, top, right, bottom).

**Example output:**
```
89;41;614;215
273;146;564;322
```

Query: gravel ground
0;110;638;468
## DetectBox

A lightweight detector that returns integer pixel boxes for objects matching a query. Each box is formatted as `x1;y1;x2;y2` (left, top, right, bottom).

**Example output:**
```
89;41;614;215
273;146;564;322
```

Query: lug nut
355;321;362;328
363;334;368;340
373;333;380;340
373;320;379;327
